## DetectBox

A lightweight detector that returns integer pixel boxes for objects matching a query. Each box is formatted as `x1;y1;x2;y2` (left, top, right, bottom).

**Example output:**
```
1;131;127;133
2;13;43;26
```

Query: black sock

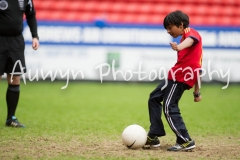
148;133;157;139
6;84;20;120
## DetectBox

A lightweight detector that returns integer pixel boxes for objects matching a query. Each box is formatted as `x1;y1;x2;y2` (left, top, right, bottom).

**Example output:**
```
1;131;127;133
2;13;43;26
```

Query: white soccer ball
122;124;147;149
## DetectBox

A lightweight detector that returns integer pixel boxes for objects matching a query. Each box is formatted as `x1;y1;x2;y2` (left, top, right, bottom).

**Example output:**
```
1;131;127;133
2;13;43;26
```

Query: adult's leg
1;35;25;127
6;74;21;120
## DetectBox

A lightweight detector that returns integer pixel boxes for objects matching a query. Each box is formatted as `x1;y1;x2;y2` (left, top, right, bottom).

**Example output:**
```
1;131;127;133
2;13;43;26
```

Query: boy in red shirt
144;10;202;151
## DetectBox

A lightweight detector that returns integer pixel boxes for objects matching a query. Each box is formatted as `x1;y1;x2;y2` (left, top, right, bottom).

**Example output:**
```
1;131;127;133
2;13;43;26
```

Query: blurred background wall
22;0;240;83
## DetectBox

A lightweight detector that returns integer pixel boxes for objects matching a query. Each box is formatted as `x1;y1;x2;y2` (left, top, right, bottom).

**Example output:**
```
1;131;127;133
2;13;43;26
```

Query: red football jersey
168;27;202;88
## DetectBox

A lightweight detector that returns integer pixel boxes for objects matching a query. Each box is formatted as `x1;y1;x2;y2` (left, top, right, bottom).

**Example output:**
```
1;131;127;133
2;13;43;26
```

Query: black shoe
5;116;25;128
167;140;195;151
143;136;160;149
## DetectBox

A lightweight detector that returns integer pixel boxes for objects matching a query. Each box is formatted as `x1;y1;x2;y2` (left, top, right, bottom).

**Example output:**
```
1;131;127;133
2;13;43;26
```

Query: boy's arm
193;76;202;102
170;37;194;51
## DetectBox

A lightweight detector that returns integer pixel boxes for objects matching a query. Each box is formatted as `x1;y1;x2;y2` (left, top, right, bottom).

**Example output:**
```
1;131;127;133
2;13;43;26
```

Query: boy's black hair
163;10;189;29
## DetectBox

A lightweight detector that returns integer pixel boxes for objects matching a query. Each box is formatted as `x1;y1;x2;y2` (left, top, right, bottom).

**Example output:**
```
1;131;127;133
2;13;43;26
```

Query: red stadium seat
36;11;49;21
138;3;154;14
67;1;84;11
232;7;240;16
152;3;183;14
135;13;149;23
95;1;112;12
53;1;67;11
36;0;54;10
108;2;125;13
189;15;205;26
124;2;139;13
82;1;96;11
220;6;239;16
205;5;221;16
164;4;183;14
205;16;219;25
219;0;240;6
62;12;78;21
146;14;165;24
33;0;41;10
216;16;233;26
233;16;240;26
151;4;168;14
180;4;198;16
107;13;123;23
121;13;137;23
191;5;208;16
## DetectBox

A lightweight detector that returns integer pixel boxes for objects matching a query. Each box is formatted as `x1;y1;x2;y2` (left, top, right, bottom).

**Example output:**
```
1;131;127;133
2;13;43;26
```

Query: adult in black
0;0;39;127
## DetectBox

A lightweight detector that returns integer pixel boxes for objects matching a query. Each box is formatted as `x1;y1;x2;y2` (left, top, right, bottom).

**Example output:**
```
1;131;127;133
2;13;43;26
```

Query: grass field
0;80;240;160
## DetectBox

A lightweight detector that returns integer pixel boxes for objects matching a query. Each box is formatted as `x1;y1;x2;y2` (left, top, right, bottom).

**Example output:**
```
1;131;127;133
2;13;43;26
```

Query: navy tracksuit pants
148;80;191;144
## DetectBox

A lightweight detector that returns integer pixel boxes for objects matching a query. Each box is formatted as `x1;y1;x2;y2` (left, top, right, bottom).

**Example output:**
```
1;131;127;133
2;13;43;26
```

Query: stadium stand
34;0;240;26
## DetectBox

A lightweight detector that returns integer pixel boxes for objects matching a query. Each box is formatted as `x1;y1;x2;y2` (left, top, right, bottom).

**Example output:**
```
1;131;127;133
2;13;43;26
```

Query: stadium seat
95;1;112;12
137;3;154;14
191;5;208;16
67;1;84;11
221;6;240;16
189;15;205;26
151;4;164;14
62;12;79;21
205;5;221;16
151;3;180;14
135;13;149;24
107;13;122;23
81;1;96;12
123;2;139;13
233;16;240;25
108;2;125;13
180;4;198;16
35;0;54;10
52;1;67;11
121;13;137;23
146;14;165;24
205;16;220;25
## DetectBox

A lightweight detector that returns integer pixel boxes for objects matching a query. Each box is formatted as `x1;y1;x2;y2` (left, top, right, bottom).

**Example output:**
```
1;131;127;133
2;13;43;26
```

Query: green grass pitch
0;80;239;159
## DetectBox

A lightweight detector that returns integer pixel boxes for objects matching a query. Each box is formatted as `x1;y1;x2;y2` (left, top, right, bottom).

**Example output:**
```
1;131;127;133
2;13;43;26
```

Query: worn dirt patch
0;135;239;159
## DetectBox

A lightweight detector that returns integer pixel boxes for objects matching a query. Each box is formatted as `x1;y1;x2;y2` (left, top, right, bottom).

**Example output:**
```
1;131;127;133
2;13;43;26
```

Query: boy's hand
170;42;179;51
194;95;202;102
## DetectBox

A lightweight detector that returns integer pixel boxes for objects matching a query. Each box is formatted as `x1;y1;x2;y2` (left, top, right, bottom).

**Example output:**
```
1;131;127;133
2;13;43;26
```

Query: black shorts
0;35;26;75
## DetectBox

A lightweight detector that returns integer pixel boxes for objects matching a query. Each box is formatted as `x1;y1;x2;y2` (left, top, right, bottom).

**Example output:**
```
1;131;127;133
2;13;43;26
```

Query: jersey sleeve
185;29;200;45
25;0;39;39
